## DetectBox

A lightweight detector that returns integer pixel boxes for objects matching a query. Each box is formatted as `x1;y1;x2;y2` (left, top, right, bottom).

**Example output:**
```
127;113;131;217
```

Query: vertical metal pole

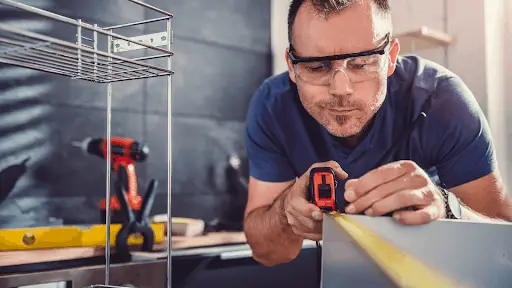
166;17;173;288
93;24;98;82
77;19;82;76
105;29;113;285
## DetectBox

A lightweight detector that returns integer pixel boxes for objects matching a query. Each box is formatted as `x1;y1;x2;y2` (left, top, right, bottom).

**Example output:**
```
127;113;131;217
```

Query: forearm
243;190;303;266
446;172;512;222
459;205;497;222
459;203;512;223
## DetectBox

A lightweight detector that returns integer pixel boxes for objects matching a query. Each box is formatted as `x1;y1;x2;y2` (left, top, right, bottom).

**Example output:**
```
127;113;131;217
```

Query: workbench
0;232;319;288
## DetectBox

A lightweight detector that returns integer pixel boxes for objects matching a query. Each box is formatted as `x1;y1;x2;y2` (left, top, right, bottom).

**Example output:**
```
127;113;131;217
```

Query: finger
345;160;417;201
345;174;411;214
298;160;349;189
392;205;442;225
287;210;322;239
288;208;320;232
296;231;322;241
365;188;434;216
318;160;349;180
288;214;313;235
292;197;322;218
345;172;422;213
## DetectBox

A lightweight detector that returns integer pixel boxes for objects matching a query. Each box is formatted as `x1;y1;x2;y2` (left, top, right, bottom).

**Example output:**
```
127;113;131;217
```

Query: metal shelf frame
0;0;174;287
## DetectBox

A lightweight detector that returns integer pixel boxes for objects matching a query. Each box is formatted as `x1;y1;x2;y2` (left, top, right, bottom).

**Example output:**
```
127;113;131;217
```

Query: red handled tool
307;167;338;212
72;137;150;223
74;136;158;259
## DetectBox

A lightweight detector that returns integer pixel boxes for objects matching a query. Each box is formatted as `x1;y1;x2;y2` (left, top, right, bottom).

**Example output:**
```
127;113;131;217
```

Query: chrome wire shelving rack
0;0;174;287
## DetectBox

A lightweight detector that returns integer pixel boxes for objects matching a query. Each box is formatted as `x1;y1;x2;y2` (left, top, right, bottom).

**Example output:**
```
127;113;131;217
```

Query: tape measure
307;167;338;212
330;212;459;288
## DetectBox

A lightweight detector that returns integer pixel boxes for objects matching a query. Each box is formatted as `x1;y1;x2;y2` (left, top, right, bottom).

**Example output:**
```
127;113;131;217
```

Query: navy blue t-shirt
245;55;496;192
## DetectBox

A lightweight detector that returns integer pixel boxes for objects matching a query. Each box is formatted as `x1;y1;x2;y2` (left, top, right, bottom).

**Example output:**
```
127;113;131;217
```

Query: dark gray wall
0;0;271;228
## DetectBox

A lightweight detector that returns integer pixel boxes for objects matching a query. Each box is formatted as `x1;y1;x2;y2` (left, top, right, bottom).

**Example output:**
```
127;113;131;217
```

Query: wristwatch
438;187;462;219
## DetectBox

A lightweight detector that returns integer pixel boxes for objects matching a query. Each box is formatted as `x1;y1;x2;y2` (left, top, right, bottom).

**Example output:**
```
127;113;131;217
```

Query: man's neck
332;132;365;149
341;134;364;149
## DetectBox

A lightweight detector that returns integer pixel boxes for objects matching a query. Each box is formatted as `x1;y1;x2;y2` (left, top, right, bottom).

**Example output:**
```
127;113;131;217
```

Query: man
243;0;512;267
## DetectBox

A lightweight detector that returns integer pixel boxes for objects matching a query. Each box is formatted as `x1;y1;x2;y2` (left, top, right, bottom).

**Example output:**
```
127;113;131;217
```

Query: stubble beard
325;113;365;138
298;81;387;138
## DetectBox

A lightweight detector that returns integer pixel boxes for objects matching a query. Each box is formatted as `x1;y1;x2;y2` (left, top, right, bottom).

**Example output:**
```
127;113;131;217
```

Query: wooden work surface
0;232;247;267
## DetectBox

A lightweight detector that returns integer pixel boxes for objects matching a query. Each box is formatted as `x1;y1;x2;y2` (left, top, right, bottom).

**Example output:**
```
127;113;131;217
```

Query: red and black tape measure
307;167;338;212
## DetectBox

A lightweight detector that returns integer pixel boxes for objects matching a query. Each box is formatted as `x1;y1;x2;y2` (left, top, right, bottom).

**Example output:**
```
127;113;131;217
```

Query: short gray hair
287;0;392;46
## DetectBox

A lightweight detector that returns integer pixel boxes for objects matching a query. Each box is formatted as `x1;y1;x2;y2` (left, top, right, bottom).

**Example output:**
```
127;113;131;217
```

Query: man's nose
328;68;354;96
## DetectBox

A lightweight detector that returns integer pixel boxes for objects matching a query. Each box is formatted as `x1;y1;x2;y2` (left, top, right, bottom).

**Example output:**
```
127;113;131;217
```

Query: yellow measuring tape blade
331;213;460;288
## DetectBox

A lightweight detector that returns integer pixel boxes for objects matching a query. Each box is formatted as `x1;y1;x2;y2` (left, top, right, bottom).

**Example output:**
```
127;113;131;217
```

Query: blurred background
0;0;511;287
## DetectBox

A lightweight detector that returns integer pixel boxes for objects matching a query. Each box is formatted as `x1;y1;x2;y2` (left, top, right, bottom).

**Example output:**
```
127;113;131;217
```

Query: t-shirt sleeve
426;76;497;189
245;82;296;183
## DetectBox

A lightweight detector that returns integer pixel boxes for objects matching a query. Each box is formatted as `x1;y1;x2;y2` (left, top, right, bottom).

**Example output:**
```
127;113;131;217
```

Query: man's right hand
283;161;348;241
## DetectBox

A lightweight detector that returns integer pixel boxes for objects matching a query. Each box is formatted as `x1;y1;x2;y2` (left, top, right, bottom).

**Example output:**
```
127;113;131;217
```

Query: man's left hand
343;160;446;225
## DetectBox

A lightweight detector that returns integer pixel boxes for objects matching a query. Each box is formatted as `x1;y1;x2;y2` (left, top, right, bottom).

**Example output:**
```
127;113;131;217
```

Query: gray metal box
321;214;512;288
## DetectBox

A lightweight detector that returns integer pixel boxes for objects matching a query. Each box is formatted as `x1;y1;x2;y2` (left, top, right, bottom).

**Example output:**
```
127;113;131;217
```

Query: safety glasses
289;33;391;85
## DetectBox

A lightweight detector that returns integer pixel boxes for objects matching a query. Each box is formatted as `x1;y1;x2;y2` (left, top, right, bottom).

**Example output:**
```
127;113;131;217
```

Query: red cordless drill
72;137;150;223
307;167;339;212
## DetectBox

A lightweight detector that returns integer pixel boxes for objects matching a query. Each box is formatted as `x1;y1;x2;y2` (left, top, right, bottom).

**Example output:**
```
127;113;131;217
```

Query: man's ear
386;38;400;77
285;48;298;84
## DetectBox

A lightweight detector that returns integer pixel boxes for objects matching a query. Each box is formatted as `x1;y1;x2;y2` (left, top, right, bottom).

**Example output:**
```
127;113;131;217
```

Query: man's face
287;0;400;138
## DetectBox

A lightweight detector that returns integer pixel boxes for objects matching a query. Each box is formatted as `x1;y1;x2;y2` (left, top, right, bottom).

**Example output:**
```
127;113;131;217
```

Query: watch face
447;192;462;219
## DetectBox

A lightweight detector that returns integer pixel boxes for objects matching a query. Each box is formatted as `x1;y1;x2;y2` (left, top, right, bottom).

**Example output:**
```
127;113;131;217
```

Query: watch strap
438;187;457;219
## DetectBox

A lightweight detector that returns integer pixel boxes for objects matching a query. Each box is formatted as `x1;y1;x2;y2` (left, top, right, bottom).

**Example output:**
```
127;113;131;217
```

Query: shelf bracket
112;32;169;53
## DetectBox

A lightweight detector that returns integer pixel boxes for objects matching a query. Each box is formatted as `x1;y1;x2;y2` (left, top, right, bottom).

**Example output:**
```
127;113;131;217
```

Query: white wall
270;0;512;192
445;0;488;110
271;0;292;75
389;0;447;66
484;0;507;189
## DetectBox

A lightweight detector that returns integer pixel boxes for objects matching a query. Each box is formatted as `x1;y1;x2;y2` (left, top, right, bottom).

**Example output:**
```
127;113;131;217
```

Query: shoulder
244;72;301;182
394;57;494;184
390;55;482;123
391;55;463;99
246;72;300;133
392;55;456;89
247;71;296;117
245;72;294;135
